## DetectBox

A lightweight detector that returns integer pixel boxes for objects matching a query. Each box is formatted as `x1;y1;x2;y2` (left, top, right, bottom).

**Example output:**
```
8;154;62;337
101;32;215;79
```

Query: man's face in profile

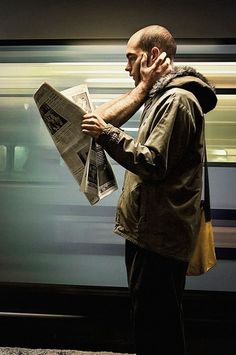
125;37;146;86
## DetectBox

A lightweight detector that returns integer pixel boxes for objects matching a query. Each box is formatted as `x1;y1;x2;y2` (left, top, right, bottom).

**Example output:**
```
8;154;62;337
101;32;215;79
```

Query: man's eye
129;56;136;63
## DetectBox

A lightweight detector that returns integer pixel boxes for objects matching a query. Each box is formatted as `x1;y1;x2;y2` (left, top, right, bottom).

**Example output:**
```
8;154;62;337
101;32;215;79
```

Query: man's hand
81;113;107;139
139;52;171;91
80;52;171;132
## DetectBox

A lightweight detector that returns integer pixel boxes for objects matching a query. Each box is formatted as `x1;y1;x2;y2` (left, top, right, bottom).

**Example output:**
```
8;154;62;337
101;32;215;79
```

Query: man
81;25;217;355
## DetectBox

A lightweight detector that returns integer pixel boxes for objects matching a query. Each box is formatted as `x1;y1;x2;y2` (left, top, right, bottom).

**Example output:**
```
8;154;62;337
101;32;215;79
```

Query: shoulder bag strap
203;122;211;222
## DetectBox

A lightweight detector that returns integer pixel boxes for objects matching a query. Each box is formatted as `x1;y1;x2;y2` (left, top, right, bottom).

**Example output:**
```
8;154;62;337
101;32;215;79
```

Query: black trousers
125;240;188;355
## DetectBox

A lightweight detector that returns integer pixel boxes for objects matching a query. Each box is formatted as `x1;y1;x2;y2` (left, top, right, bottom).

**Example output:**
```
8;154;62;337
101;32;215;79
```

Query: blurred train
0;43;236;291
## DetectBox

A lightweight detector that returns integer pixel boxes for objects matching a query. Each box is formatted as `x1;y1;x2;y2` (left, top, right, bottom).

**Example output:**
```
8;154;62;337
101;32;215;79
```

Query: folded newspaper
33;82;117;205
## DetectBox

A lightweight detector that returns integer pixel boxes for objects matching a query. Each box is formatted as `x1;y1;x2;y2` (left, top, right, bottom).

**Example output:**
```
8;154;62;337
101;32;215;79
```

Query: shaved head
129;25;176;62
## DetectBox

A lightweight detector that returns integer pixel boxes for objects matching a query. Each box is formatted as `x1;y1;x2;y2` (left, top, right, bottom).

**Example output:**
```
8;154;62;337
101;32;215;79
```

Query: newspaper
33;82;117;205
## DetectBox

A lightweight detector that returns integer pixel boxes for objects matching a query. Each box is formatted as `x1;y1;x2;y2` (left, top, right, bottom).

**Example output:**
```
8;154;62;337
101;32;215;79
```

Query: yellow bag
187;139;217;276
187;206;217;276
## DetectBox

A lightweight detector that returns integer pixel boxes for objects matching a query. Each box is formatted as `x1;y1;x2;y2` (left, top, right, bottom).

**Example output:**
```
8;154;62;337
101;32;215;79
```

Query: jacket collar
149;65;217;113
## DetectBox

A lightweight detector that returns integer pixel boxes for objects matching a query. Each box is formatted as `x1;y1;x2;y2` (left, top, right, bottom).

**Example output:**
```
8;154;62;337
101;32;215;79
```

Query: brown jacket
98;66;217;261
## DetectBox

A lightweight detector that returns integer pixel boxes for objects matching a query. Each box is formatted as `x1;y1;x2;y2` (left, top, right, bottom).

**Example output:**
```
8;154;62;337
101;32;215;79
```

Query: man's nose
125;63;131;72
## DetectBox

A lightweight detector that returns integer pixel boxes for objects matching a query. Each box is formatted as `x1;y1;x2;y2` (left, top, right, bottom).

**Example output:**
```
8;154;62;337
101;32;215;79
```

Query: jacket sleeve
97;94;197;181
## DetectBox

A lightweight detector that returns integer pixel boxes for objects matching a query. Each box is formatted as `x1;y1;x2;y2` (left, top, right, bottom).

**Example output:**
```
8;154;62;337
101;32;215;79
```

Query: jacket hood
150;65;217;113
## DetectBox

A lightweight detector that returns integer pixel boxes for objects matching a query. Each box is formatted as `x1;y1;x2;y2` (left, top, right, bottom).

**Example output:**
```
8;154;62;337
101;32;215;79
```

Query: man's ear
150;47;161;63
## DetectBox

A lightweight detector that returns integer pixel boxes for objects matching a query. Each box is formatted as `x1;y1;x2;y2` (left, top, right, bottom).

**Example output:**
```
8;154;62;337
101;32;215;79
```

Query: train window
14;146;29;171
0;145;7;171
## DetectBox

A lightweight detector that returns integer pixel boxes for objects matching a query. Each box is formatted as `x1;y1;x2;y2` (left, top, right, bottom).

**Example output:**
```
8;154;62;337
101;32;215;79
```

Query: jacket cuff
97;123;121;145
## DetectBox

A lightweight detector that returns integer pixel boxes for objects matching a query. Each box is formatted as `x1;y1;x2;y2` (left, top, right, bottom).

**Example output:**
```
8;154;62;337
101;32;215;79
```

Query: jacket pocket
116;179;142;233
139;183;165;234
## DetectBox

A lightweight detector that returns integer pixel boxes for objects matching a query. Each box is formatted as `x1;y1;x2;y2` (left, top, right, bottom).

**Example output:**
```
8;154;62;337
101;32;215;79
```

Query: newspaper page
61;84;118;199
81;139;118;199
34;82;117;204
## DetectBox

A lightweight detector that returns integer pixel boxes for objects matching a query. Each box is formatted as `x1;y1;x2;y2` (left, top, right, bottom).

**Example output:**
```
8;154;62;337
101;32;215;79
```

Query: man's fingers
158;51;167;61
82;120;97;129
81;114;107;138
81;122;98;133
140;51;169;72
83;113;90;119
153;52;168;68
140;53;147;67
82;124;95;131
160;58;171;72
83;113;96;120
165;57;171;65
153;54;171;75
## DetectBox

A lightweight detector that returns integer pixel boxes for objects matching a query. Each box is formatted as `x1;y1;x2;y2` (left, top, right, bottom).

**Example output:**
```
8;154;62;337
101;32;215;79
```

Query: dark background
0;0;235;41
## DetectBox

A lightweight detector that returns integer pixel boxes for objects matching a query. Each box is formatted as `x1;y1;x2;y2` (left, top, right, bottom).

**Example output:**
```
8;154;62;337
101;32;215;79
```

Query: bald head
129;25;177;62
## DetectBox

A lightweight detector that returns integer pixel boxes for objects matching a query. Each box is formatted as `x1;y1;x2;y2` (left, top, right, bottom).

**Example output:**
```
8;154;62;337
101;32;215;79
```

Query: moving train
0;43;235;291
